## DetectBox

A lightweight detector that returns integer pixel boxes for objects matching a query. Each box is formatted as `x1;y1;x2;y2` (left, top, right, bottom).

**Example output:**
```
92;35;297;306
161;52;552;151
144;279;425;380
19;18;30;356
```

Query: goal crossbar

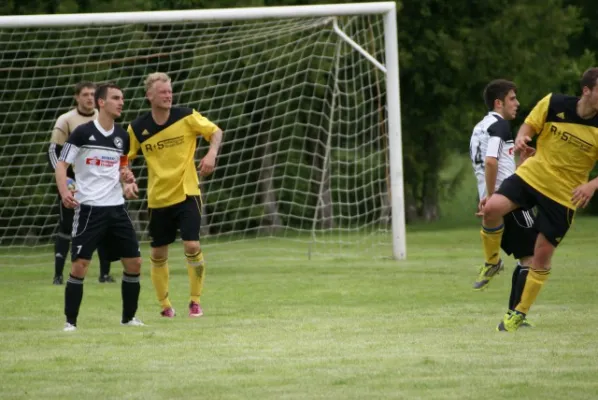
0;3;396;27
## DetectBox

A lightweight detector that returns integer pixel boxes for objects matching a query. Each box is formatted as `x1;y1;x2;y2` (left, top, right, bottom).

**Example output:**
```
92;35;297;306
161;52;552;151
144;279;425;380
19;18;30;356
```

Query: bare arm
207;129;223;157
515;123;537;157
484;156;498;197
119;157;138;199
119;155;135;184
56;161;78;208
198;129;223;177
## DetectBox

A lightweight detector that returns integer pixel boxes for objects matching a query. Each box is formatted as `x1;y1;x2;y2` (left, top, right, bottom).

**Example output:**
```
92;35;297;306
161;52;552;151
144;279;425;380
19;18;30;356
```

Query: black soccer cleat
99;274;116;283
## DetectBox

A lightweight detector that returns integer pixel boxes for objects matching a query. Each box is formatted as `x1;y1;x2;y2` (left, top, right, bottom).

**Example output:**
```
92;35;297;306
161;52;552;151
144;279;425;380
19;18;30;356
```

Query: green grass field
2;215;598;399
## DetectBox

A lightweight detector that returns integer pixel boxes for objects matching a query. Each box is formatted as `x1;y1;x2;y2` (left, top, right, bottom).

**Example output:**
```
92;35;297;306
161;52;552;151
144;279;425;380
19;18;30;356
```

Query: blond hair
144;72;171;92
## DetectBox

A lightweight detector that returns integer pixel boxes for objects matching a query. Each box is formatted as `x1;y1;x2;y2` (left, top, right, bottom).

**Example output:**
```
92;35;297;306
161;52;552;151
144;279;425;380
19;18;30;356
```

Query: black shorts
57;196;74;236
501;208;537;259
496;174;575;247
71;204;140;262
148;196;201;247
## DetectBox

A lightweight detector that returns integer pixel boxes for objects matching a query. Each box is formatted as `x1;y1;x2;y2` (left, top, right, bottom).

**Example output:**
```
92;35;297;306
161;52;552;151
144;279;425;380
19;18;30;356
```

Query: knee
482;199;506;226
482;209;500;227
151;246;168;261
71;259;89;278
124;257;142;274
519;256;533;267
532;257;552;272
533;237;554;271
183;241;201;255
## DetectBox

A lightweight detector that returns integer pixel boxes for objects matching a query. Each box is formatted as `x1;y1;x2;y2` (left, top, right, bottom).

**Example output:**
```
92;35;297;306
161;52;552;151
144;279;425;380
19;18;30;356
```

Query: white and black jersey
59;120;128;206
469;112;516;199
470;112;537;260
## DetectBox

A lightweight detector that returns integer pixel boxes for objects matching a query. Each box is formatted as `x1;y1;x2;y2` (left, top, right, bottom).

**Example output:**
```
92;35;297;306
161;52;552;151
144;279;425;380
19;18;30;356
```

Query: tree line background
1;0;598;244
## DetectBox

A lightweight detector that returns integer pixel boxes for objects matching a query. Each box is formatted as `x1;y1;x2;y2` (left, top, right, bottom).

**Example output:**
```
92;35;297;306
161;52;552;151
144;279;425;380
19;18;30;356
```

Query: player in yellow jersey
126;72;223;318
479;68;598;331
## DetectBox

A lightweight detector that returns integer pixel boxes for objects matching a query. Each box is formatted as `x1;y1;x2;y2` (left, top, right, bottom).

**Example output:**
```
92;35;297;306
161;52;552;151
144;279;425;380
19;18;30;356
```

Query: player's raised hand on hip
572;182;597;208
198;152;216;177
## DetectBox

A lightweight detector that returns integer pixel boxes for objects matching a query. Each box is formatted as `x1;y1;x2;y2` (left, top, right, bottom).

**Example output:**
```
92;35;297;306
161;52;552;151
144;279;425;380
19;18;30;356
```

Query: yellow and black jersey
517;93;598;209
127;107;220;208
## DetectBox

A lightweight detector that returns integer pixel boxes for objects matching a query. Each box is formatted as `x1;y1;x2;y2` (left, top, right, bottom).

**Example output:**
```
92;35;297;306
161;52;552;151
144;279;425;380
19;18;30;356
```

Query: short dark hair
94;83;122;109
483;79;517;111
74;81;96;95
580;67;598;92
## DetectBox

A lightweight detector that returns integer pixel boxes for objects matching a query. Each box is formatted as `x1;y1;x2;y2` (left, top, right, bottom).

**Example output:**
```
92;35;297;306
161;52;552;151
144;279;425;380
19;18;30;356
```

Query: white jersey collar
93;120;115;137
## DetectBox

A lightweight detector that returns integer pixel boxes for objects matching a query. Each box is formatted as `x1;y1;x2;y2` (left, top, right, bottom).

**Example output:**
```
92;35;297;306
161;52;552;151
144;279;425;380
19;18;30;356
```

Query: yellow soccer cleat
497;310;526;332
472;259;504;290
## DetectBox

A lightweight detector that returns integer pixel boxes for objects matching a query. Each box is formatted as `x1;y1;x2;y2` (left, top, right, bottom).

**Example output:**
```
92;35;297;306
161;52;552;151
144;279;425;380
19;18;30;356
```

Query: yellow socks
150;256;172;310
151;251;206;308
480;224;504;264
515;269;550;315
186;251;206;304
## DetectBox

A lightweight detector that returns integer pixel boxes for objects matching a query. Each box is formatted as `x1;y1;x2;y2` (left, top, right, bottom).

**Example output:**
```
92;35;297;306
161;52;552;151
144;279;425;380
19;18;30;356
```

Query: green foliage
398;0;597;219
1;0;598;239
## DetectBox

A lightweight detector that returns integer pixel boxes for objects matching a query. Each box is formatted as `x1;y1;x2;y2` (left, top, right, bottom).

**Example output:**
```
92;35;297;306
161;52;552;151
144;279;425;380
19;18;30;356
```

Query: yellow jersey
517;93;598;209
127;107;220;208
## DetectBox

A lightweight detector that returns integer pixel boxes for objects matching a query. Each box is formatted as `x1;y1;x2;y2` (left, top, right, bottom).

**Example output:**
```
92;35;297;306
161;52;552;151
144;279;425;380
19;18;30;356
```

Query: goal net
0;3;405;267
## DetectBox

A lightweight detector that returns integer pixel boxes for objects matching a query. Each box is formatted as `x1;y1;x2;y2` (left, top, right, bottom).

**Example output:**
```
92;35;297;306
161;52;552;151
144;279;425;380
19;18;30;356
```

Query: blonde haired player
481;68;598;331
125;72;223;318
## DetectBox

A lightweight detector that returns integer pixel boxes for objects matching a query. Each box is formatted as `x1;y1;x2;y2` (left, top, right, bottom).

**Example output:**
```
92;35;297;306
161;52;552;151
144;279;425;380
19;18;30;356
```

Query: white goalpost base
0;2;406;266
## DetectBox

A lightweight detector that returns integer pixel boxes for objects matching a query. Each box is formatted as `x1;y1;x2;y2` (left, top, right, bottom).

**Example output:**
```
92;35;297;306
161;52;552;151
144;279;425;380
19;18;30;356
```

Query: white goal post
0;2;406;265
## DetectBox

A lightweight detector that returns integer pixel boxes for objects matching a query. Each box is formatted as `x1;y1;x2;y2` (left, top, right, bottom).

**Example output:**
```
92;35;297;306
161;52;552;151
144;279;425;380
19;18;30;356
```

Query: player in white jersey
469;80;538;323
56;83;143;331
471;113;518;200
48;81;114;285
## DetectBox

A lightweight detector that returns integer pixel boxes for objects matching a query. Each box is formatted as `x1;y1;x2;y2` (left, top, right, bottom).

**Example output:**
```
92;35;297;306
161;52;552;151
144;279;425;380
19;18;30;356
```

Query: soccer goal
0;2;406;266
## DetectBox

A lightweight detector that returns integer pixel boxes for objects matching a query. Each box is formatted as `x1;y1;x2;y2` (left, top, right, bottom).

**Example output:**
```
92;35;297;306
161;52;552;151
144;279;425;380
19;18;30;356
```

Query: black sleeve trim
487;119;512;141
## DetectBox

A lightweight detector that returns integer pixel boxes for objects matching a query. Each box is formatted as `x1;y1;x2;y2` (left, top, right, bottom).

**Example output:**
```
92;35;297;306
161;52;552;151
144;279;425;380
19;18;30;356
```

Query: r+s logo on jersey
144;135;185;152
550;125;593;153
85;156;119;167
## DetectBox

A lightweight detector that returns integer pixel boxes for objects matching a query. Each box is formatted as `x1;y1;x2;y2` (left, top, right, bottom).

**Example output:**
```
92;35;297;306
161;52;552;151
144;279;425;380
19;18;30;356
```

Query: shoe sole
473;262;504;290
472;280;490;291
496;317;526;332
